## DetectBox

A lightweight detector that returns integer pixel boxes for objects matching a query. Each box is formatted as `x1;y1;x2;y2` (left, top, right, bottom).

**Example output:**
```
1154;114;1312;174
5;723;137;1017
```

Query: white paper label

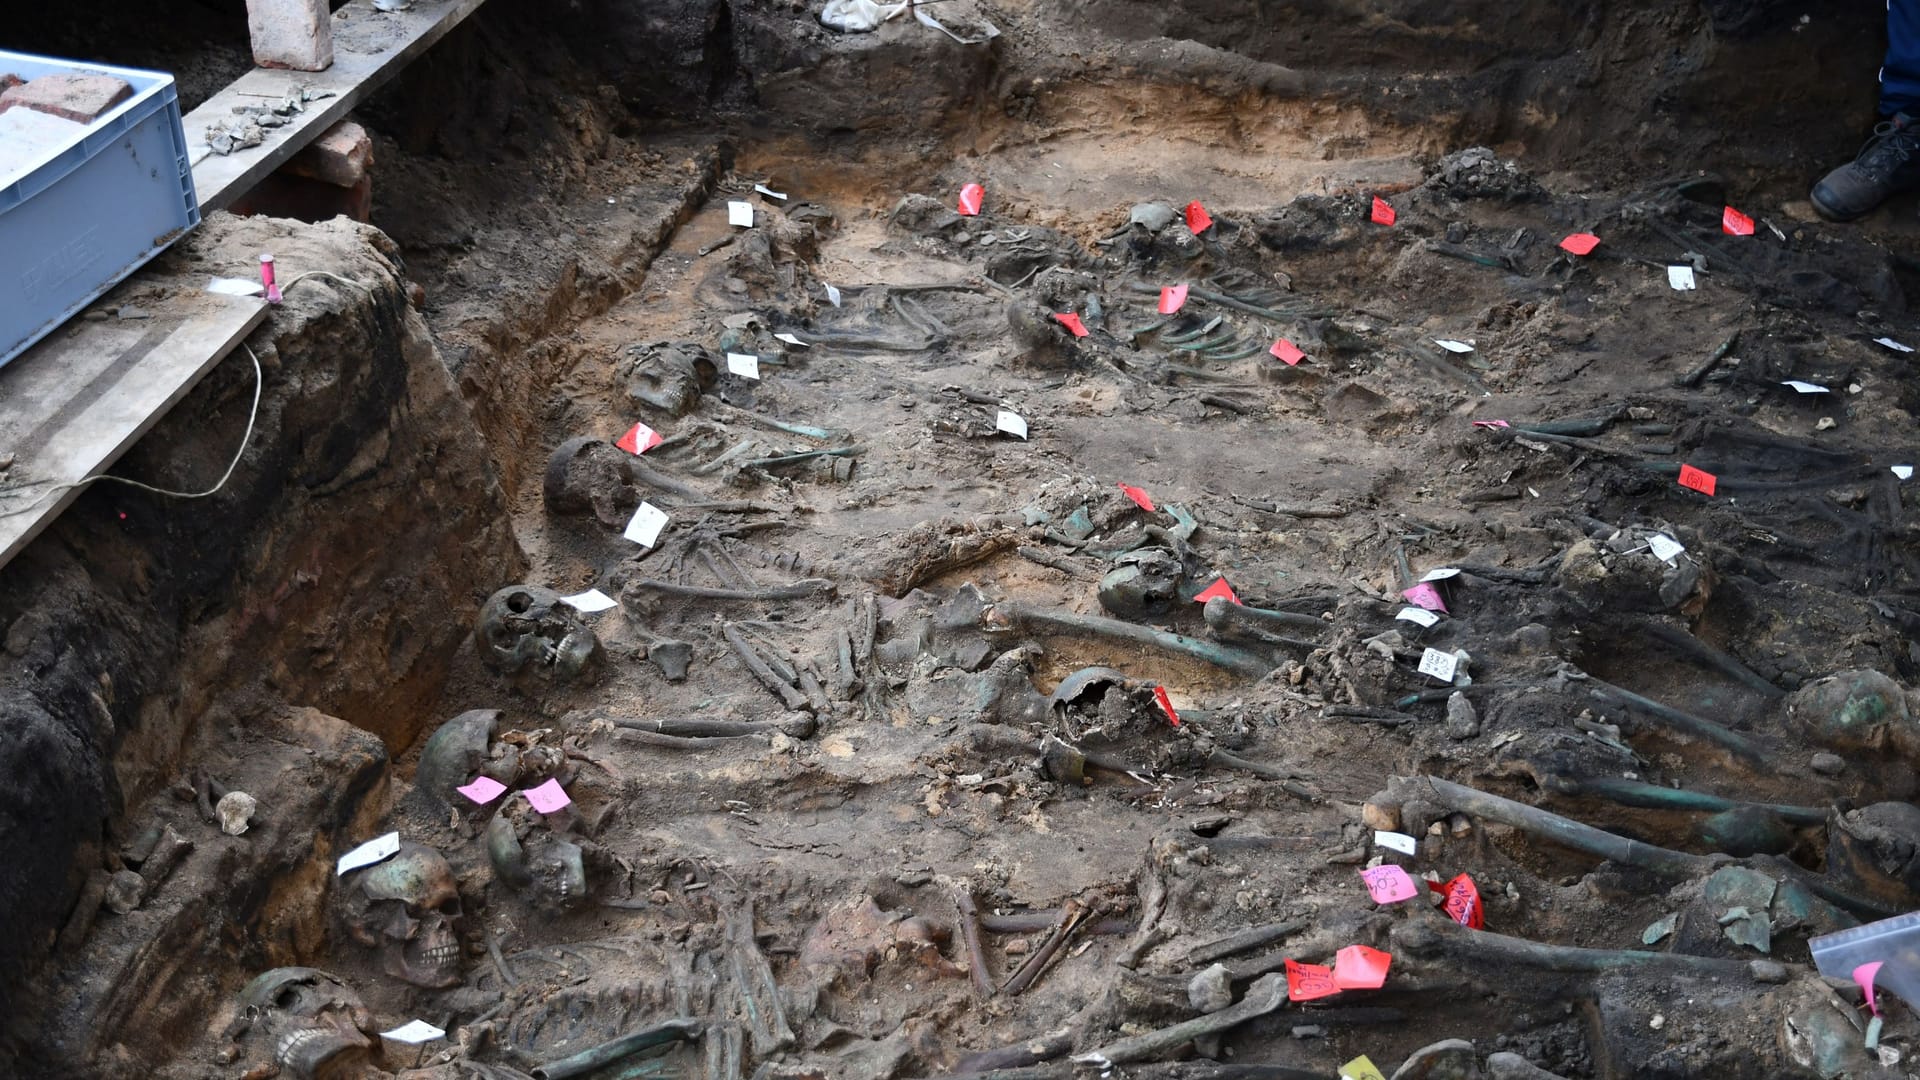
1782;380;1830;394
774;332;809;347
727;200;754;227
826;283;843;308
726;352;761;379
623;502;669;547
995;410;1028;439
1396;606;1440;628
1375;830;1418;855
560;588;617;613
1433;339;1474;353
382;1020;446;1043
207;276;264;296
1667;265;1697;291
337;832;401;876
1895;465;1915;481
1417;647;1458;683
753;183;788;200
1876;337;1914;353
1646;533;1685;563
1420;567;1461;582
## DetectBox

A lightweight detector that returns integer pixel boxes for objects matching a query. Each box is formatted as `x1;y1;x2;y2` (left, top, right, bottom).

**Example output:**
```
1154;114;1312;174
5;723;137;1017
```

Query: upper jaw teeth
275;1027;330;1063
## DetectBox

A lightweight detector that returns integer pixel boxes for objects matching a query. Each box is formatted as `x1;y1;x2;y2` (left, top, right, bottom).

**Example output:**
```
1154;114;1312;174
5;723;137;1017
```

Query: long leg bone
723;624;810;711
1073;972;1288;1067
987;602;1273;678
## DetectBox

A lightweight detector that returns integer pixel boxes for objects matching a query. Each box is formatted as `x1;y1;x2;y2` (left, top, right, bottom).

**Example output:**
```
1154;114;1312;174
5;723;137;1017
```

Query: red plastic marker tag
1677;464;1717;496
1359;865;1419;904
1470;419;1511;429
1285;959;1341;1002
1194;577;1240;605
1856;961;1885;1017
1054;312;1089;337
958;183;984;216
1722;206;1754;235
1153;685;1181;727
1332;945;1393;990
1401;582;1448;614
1370;197;1396;226
1119;483;1155;512
1430;874;1485;929
615;422;664;455
1185;200;1214;234
1559;233;1601;256
1158;284;1189;314
1271;339;1306;366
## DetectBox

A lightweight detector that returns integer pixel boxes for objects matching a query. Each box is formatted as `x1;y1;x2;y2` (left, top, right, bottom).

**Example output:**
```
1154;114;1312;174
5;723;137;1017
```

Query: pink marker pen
260;253;282;304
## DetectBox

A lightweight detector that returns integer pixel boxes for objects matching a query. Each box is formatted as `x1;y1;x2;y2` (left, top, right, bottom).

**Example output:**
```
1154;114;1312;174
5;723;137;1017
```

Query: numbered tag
1359;864;1419;904
726;352;761;379
1433;338;1475;353
1370;197;1396;226
1722;205;1755;236
1875;337;1913;353
1677;464;1717;496
337;832;401;876
457;775;507;805
727;201;754;227
616;422;663;455
1417;647;1458;683
1185;201;1214;234
1285;958;1340;1002
1159;284;1189;314
1559;233;1600;255
1668;265;1697;291
1646;534;1685;563
623;501;669;547
1270;339;1306;366
1432;873;1485;929
1402;582;1448;613
1374;830;1417;854
1118;483;1155;511
382;1020;447;1043
957;183;984;216
1396;607;1440;628
1332;944;1392;990
826;283;843;308
1194;577;1240;605
995;410;1028;439
1782;380;1829;394
1340;1056;1387;1080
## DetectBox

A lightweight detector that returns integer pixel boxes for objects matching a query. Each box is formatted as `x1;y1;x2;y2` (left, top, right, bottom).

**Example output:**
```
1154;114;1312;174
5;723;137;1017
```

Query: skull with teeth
230;967;382;1079
486;805;588;911
475;585;603;683
339;842;467;989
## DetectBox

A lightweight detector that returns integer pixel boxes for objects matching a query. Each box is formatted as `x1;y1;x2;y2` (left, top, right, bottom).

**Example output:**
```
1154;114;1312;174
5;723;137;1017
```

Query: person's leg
1811;0;1920;220
1884;0;1920;116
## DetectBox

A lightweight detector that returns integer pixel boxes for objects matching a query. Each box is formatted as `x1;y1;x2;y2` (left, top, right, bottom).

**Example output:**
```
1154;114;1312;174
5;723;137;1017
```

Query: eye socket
245;1005;263;1022
436;897;462;916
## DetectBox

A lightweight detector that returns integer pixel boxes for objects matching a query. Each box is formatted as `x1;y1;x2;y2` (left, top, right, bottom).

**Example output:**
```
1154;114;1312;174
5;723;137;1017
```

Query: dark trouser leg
1884;0;1920;116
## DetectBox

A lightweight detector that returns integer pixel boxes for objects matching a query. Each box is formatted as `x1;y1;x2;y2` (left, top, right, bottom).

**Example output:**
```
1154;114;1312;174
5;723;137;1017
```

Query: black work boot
1811;113;1920;221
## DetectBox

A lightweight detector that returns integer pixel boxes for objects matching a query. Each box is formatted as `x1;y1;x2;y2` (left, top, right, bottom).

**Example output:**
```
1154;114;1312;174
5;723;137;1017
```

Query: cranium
623;342;717;416
486;809;588;912
339;842;466;989
413;709;501;815
475;585;603;682
231;967;381;1079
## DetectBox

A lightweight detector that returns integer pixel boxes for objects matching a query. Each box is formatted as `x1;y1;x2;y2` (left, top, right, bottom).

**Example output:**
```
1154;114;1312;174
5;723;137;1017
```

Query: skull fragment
476;585;603;682
623;341;717;416
486;809;588;911
338;842;466;988
231;967;381;1079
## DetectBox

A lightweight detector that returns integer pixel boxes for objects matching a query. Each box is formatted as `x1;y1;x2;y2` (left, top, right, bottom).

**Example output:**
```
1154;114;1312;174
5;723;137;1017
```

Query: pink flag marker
1185;201;1214;234
1286;959;1341;1002
1119;483;1155;511
1359;865;1419;904
1152;685;1181;727
457;775;507;805
1856;961;1885;1017
1054;312;1089;338
957;183;984;216
1159;284;1189;314
615;422;664;455
1194;577;1240;605
1332;945;1393;990
1401;582;1448;614
260;253;283;305
1559;233;1601;256
1270;339;1306;366
1722;206;1755;236
1370;197;1396;226
522;777;572;814
1470;419;1511;429
1677;464;1717;496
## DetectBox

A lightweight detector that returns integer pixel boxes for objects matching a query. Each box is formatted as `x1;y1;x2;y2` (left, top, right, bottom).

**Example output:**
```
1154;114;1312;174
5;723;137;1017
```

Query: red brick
283;120;372;188
0;74;22;94
0;74;133;124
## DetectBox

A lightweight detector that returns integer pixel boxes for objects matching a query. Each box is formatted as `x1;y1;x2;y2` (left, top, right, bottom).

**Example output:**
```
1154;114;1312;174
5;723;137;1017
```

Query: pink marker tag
1333;945;1393;990
1471;419;1511;429
1270;339;1306;366
1401;582;1448;614
1152;685;1180;727
522;777;572;814
1194;577;1240;605
1185;201;1214;234
1722;206;1755;236
1054;312;1089;338
1856;961;1885;1017
1159;284;1189;314
1559;233;1601;256
1119;483;1155;511
616;422;663;455
457;775;507;805
958;183;984;216
1286;959;1341;1002
1370;197;1396;226
1677;464;1717;496
1359;865;1419;904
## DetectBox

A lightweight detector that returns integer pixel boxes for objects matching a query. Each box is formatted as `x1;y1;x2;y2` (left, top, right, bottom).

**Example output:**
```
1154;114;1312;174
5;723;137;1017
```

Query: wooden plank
185;0;488;212
0;291;268;570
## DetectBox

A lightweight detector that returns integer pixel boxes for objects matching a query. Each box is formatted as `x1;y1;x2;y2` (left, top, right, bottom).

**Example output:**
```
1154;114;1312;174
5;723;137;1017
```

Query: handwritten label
1333;944;1392;990
774;332;810;347
1875;337;1914;353
995;410;1028;439
1119;483;1155;511
826;283;843;308
1374;830;1417;854
1782;380;1829;394
1396;606;1440;628
559;588;617;614
382;1020;446;1043
523;777;572;814
1895;465;1914;481
753;183;787;200
1340;1056;1387;1080
337;832;401;876
1646;533;1685;563
1270;339;1306;366
1194;577;1240;605
727;201;754;227
1722;206;1755;236
1559;233;1600;256
957;183;984;216
1677;464;1717;496
623;501;669;547
1401;583;1448;614
726;352;761;379
1434;339;1475;353
1370;196;1396;226
1668;265;1697;291
1857;961;1885;1017
457;775;507;805
1285;958;1341;1002
1432;874;1485;929
1359;864;1419;904
1417;647;1458;683
1054;312;1089;337
1152;685;1180;727
1185;201;1214;234
616;421;663;455
1158;284;1189;314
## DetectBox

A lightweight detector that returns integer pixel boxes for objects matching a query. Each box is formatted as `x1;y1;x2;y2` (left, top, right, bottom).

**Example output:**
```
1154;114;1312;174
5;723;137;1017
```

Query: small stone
1361;801;1401;832
1445;692;1480;740
1290;1025;1327;1039
1447;813;1472;838
103;869;145;915
1188;963;1234;1013
1815;417;1837;431
1810;752;1845;776
1649;1014;1665;1030
215;791;257;836
1750;959;1789;983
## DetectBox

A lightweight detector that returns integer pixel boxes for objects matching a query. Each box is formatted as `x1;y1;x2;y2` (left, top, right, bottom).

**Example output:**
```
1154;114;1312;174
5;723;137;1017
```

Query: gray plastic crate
0;50;201;369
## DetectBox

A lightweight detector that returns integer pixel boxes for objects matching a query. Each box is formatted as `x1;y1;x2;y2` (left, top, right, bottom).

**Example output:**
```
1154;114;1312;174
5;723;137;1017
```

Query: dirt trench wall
0;216;524;1048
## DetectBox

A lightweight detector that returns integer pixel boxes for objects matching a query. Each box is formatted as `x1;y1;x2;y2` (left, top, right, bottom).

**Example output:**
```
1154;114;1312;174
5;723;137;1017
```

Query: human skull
542;436;643;527
476;585;603;682
339;843;466;989
412;709;500;815
623;341;717;416
231;967;381;1079
486;811;588;911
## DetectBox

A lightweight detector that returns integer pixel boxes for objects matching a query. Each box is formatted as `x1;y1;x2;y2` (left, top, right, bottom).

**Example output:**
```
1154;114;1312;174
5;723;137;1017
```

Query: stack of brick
231;119;375;224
